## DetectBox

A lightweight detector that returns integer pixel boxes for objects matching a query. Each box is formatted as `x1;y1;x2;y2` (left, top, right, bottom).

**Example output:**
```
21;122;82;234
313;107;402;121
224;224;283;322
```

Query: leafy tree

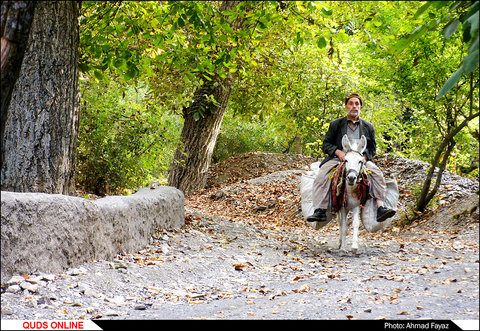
79;1;345;194
387;1;479;212
391;1;479;99
76;0;478;214
76;79;182;195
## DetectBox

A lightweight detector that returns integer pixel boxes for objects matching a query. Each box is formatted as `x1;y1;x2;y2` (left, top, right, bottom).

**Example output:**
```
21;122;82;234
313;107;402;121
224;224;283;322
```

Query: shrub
75;79;182;195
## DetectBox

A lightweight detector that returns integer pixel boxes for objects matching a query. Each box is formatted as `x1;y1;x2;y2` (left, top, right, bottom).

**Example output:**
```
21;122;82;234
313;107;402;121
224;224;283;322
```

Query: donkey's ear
342;134;351;152
358;135;367;155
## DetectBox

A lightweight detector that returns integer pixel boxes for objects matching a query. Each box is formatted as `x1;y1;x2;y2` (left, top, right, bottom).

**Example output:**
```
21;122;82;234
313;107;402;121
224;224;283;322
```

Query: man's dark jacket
319;116;376;167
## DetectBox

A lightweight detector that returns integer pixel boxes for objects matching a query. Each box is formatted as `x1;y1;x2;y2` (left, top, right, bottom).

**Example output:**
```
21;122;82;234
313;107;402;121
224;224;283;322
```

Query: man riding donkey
307;93;396;223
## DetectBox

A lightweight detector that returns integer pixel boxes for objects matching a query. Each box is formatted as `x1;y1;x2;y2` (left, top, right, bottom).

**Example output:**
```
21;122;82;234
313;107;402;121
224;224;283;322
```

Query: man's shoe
307;208;327;222
377;206;396;222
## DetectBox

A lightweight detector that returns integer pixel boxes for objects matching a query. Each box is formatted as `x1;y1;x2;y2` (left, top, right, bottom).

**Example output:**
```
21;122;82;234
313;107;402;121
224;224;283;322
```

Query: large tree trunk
168;75;235;195
1;1;80;194
167;0;241;195
1;1;37;169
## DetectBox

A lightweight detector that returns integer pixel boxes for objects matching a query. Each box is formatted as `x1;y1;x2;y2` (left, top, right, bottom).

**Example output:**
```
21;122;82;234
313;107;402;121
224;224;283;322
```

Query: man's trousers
311;157;387;211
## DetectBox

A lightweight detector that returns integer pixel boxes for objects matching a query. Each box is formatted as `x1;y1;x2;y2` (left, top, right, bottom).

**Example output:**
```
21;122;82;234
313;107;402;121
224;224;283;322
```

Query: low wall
1;186;184;281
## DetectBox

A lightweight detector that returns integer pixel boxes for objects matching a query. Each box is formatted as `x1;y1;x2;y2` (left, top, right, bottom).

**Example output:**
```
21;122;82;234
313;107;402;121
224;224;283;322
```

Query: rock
109;262;128;269
39;273;56;282
1;186;185;281
6;284;22;293
106;296;125;305
19;281;39;293
1;306;15;315
103;310;119;316
159;243;170;254
66;267;87;276
6;275;25;286
452;241;464;250
37;296;52;306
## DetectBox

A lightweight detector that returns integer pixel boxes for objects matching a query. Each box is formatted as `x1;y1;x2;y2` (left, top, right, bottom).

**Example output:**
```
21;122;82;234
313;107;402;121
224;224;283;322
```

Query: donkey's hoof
338;246;348;253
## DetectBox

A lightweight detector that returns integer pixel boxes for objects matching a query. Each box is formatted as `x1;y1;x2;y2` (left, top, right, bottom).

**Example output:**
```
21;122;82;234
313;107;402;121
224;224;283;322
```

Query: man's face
346;97;362;119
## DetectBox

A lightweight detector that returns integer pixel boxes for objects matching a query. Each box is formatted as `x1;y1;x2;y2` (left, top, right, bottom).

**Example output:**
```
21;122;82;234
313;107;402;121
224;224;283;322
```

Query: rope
330;162;370;213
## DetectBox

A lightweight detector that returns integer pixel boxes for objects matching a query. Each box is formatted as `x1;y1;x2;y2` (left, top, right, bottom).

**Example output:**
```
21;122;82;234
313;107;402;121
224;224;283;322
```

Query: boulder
1;186;184;281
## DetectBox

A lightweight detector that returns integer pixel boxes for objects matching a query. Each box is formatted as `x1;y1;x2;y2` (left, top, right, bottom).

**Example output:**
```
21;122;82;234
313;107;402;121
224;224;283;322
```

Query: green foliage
75;79;182;195
212;112;288;163
390;1;479;99
76;1;479;195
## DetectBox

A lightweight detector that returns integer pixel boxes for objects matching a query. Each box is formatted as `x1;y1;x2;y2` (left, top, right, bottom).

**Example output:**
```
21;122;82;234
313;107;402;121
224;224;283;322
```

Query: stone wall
1;186;184;281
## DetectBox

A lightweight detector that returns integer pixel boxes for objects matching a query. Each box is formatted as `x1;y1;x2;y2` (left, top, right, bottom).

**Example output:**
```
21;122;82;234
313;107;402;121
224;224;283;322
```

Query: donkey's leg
351;206;360;251
338;208;348;250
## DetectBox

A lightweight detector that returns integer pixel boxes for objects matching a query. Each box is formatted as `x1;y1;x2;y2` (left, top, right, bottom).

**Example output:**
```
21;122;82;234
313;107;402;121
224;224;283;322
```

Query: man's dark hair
345;93;363;107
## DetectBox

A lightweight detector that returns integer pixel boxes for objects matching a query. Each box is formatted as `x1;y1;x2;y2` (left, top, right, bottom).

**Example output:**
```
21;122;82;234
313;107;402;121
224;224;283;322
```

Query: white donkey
300;134;399;252
338;134;369;252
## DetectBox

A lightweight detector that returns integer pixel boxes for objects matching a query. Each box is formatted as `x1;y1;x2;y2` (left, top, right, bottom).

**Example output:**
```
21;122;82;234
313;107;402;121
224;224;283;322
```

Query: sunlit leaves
413;2;432;19
436;67;464;100
317;36;327;48
388;1;478;99
443;19;460;39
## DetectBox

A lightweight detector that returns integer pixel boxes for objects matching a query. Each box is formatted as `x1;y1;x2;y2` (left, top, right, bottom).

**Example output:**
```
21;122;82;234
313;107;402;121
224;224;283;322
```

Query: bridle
343;151;365;183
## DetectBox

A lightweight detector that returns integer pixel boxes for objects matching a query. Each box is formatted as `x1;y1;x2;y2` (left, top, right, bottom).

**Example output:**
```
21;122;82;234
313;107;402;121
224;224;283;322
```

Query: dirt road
2;208;478;321
2;157;479;322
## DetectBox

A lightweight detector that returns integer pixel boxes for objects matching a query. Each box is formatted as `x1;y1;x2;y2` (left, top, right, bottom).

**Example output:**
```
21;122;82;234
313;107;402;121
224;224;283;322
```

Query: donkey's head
342;134;367;186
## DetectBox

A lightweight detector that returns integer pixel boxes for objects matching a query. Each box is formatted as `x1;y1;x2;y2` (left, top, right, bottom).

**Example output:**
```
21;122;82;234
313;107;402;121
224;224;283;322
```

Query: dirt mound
206;152;315;188
199;152;479;231
375;153;478;205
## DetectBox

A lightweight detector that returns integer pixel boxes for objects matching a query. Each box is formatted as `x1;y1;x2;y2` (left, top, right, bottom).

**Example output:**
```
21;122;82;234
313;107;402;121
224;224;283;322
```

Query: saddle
330;162;371;214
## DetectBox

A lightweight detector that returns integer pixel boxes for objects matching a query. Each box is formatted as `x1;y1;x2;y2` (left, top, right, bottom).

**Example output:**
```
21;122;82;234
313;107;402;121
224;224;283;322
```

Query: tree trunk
415;103;479;212
416;139;456;213
167;0;241;195
168;75;235;195
1;1;37;169
1;1;80;195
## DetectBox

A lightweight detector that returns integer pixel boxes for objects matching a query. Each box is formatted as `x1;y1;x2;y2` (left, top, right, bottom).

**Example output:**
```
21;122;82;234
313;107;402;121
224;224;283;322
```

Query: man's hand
334;149;346;162
335;150;368;162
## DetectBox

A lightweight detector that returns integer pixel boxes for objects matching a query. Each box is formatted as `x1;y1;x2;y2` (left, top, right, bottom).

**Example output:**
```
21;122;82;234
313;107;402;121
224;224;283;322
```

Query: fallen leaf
443;278;457;284
293;284;311;293
233;262;247;271
269;291;287;300
187;299;203;304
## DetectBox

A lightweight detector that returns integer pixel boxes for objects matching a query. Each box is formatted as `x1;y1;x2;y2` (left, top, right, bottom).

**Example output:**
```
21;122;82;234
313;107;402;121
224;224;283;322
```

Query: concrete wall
1;186;184;281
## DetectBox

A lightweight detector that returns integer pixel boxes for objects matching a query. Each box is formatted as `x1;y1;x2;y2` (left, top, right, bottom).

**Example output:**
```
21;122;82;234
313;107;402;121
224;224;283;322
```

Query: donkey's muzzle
346;171;358;185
